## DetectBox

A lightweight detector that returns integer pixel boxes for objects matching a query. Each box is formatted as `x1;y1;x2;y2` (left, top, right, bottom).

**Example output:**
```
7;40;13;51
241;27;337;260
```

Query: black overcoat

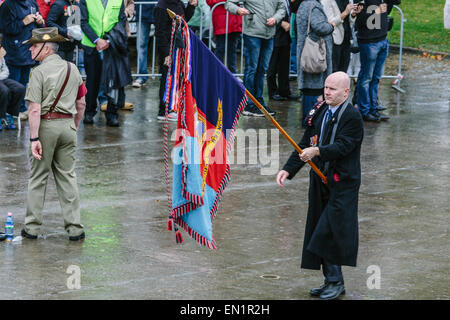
102;19;133;91
282;100;363;269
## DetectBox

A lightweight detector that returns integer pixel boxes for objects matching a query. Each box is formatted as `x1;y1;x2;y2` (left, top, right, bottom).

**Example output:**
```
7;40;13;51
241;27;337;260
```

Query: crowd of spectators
0;0;402;131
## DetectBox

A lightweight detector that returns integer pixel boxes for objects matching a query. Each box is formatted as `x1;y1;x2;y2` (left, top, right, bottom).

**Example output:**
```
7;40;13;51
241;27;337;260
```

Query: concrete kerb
389;44;450;60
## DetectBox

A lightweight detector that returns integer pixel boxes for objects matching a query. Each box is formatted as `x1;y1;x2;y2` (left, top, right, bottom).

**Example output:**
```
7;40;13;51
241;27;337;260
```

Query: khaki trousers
24;118;84;237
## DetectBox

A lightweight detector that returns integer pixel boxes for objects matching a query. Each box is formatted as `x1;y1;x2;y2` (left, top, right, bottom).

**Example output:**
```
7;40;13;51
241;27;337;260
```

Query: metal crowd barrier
76;1;406;92
134;1;158;78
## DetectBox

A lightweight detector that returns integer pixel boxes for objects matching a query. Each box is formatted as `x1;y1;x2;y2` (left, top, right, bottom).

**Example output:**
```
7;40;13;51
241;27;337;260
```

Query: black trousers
158;56;169;116
332;40;351;73
267;44;291;98
106;87;125;115
83;46;102;117
322;259;344;283
0;79;25;118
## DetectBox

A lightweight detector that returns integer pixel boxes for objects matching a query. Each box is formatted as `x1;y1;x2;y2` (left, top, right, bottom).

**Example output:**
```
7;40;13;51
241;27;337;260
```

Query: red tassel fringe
168;216;174;231
175;229;183;244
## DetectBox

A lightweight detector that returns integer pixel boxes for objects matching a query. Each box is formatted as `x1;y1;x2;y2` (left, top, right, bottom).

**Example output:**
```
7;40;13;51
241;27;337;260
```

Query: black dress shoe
106;119;120;127
83;114;94;124
309;282;329;297
69;232;85;241
372;111;390;121
21;228;38;239
376;105;387;111
363;113;380;122
271;94;288;101
287;94;299;101
319;281;345;300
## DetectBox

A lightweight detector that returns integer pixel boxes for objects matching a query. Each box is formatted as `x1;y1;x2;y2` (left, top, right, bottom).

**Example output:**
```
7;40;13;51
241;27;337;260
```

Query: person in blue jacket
0;0;45;116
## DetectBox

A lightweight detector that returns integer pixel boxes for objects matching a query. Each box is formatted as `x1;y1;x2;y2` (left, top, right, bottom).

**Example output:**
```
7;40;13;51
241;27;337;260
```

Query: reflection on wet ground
0;53;449;299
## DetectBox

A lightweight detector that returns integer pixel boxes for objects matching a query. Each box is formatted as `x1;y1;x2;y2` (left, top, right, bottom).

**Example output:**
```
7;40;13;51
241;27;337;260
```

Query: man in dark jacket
0;0;45;116
267;0;298;101
132;1;155;88
154;0;197;122
80;0;127;127
46;0;78;62
277;72;363;300
355;0;401;122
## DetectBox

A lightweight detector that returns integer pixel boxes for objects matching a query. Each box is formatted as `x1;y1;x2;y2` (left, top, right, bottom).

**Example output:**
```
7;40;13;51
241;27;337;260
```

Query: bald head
324;72;351;107
327;72;351;90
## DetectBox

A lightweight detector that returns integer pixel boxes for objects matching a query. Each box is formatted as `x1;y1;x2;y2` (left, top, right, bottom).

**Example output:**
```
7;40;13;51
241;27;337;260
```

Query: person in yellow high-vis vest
80;0;127;127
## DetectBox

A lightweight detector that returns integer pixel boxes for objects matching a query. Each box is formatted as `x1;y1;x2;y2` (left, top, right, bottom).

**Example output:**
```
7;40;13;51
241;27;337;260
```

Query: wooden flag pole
245;89;328;186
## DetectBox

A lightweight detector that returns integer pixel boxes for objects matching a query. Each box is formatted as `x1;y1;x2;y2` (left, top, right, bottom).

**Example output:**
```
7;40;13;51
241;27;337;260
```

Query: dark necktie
320;109;333;145
102;0;108;8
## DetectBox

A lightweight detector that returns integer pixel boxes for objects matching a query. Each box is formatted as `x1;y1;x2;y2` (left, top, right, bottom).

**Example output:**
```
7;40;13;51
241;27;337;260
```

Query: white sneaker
157;111;178;122
20;111;29;121
132;80;143;88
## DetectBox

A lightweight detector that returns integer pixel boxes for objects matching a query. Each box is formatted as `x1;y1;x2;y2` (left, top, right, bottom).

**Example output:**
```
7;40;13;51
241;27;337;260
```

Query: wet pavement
0;53;449;300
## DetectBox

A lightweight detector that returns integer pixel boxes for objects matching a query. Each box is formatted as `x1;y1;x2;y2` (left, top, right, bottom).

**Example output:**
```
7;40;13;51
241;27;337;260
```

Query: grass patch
388;0;450;53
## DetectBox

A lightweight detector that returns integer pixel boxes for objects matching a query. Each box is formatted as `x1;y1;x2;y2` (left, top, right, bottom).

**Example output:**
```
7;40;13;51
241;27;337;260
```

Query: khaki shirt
25;54;83;115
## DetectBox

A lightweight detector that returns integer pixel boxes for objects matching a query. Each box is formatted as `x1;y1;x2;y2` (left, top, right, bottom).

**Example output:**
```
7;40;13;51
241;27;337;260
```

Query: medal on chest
310;134;318;147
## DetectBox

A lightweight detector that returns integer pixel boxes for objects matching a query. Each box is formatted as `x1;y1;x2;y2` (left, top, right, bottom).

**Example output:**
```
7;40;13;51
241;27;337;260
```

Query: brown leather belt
41;112;73;120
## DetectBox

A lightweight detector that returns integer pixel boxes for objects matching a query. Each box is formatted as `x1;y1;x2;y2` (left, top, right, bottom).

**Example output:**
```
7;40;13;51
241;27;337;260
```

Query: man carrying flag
277;72;363;300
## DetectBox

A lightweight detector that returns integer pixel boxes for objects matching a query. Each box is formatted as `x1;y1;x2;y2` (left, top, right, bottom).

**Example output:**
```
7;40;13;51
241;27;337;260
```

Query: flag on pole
164;17;247;249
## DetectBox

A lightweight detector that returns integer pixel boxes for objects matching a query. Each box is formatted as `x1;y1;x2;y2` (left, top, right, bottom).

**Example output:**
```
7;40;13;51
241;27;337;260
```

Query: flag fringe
175;218;217;250
209;93;248;222
168;215;174;231
175;227;183;244
172;201;201;219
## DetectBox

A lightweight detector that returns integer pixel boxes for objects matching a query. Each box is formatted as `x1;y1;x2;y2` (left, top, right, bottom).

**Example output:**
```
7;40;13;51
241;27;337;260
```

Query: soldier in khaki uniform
21;27;87;241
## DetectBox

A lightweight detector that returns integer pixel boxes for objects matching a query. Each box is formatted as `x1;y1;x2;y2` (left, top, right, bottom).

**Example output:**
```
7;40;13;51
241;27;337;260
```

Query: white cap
8;212;12;216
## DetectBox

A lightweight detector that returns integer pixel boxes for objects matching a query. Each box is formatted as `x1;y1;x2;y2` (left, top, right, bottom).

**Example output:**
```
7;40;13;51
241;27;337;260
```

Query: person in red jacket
36;0;56;22
206;0;242;74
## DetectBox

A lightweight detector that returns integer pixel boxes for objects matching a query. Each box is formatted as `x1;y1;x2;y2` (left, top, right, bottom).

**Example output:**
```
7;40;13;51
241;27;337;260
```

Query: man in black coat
277;71;363;300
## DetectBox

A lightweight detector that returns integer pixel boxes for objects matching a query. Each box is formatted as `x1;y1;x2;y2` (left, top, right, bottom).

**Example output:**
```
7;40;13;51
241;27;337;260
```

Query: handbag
350;24;359;53
301;4;327;74
387;16;394;31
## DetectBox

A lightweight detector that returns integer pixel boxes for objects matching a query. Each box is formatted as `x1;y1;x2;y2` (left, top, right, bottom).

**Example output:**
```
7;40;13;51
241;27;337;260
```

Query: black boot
105;112;120;127
83;113;94;124
105;101;120;127
309;281;329;297
319;281;345;300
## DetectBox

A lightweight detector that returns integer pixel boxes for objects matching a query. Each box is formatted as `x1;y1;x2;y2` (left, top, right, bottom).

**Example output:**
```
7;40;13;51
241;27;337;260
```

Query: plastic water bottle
5;212;14;242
